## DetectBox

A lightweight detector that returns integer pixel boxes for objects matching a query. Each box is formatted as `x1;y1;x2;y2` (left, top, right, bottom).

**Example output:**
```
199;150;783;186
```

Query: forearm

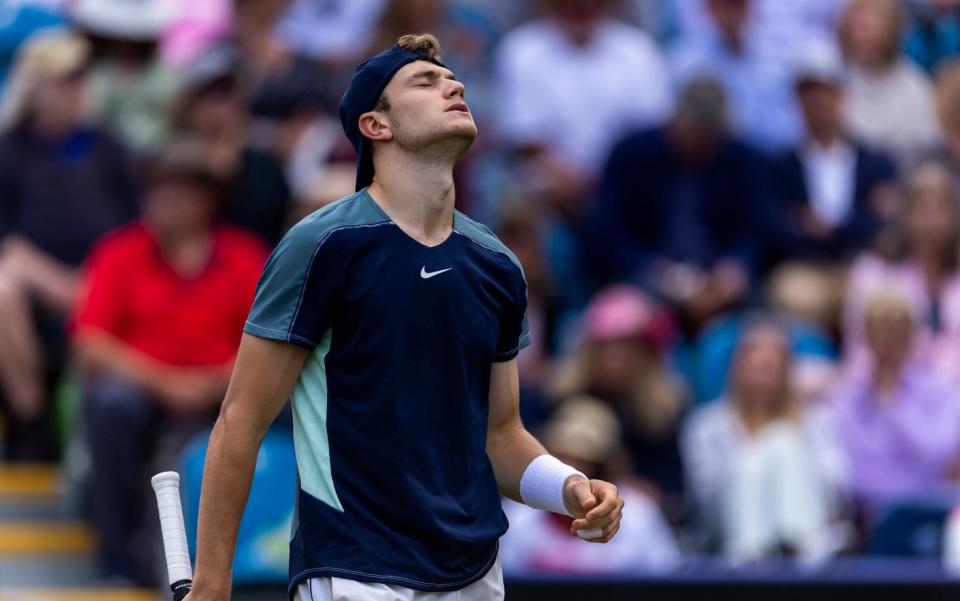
74;329;166;391
486;421;548;502
190;406;265;596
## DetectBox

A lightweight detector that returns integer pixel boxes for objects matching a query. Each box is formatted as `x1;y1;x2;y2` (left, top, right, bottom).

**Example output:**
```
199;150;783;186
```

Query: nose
444;79;465;99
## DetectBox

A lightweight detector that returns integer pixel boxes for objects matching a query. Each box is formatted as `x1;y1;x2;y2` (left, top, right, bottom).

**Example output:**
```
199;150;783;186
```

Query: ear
358;111;393;143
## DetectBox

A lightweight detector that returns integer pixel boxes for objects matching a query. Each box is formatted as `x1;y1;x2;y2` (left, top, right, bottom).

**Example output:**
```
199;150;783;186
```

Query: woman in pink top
843;158;960;379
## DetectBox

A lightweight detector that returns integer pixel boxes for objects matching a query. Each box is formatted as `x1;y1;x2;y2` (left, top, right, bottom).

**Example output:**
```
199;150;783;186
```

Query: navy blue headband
338;43;446;191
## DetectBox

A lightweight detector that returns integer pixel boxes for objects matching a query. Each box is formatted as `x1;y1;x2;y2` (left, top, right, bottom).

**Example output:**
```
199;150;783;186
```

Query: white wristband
519;454;587;517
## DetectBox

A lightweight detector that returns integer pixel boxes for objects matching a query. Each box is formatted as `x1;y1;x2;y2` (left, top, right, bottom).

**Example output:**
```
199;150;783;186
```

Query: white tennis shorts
293;554;504;601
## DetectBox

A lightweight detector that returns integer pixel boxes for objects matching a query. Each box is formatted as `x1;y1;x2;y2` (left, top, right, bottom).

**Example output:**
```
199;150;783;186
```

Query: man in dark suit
764;40;898;269
587;77;762;330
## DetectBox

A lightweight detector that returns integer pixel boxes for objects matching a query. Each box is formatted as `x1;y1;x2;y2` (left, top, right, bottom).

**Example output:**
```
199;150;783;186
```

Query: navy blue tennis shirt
243;189;530;594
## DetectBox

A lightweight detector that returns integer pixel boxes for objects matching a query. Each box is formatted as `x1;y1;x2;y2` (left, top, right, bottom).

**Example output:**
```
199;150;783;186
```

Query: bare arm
485;359;625;543
485;358;550;502
74;328;233;412
187;333;308;600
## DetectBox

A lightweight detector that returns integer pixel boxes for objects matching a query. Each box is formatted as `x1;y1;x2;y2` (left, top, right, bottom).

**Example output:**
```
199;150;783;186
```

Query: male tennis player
185;34;624;601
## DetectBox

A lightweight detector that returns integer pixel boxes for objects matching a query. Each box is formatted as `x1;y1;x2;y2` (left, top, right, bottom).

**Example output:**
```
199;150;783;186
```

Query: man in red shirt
71;141;268;585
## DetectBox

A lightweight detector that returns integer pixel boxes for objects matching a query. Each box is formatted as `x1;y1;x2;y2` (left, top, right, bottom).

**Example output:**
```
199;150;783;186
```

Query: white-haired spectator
839;0;940;165
0;29;137;460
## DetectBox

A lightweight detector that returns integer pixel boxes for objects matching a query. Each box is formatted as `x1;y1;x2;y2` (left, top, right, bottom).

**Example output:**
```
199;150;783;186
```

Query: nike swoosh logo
420;267;453;279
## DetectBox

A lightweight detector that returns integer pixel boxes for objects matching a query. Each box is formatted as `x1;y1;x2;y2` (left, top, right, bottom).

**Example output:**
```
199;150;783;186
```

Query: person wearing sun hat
0;28;138;460
182;33;624;601
549;284;688;520
68;0;179;153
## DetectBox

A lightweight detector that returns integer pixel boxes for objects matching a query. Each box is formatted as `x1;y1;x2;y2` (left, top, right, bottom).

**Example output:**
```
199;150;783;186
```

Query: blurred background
6;0;960;599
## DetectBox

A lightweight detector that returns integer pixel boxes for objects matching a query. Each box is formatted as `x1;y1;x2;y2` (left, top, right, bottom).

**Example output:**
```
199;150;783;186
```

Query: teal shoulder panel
244;190;390;345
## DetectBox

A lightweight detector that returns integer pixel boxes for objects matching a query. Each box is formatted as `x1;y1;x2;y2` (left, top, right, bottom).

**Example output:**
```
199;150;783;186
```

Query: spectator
682;320;841;561
765;39;897;268
671;0;845;58
494;0;673;215
825;293;960;517
549;285;687;517
587;78;759;330
69;0;180;154
274;0;387;64
669;0;803;150
0;29;137;460
500;396;680;575
173;45;291;244
72;141;267;584
843;159;960;378
839;0;940;164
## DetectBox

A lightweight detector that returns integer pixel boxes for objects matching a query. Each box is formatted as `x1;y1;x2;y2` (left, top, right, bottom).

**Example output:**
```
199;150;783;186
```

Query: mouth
446;103;470;113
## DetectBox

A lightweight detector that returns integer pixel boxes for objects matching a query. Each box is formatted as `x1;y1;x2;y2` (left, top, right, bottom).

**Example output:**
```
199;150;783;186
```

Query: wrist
562;473;588;515
519;454;586;516
189;578;230;601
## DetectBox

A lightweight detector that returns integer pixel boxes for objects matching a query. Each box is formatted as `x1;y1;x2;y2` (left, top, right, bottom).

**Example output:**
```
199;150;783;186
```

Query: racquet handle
152;471;193;600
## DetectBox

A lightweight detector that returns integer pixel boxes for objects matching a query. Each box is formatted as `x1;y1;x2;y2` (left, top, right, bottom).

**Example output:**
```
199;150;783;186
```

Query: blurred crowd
5;0;960;587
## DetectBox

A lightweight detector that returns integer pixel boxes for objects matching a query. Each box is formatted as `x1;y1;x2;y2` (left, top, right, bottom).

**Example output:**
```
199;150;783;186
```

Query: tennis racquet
152;471;193;601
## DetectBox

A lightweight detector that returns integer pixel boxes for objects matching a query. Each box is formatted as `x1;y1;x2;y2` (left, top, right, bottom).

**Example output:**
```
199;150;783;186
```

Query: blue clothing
244;189;530;594
585;126;763;286
0;125;138;266
763;144;897;266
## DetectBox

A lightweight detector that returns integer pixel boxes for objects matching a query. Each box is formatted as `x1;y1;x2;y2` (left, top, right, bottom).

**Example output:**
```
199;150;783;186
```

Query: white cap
70;0;176;41
793;37;846;87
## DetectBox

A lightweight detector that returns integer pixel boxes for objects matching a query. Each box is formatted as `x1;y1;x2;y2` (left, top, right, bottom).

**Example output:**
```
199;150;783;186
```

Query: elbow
215;395;272;445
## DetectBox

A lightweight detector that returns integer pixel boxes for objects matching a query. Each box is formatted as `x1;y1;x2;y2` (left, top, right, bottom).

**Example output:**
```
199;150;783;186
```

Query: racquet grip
151;472;194;593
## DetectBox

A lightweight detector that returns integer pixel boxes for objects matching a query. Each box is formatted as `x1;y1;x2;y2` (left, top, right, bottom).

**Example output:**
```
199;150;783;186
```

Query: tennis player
185;34;624;601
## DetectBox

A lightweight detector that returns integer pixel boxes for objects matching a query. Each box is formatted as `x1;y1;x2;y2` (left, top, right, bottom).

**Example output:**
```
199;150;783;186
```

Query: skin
731;326;792;435
187;58;624;600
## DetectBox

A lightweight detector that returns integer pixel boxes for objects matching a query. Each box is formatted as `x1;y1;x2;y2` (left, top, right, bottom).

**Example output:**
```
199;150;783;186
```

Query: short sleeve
244;224;341;350
71;238;127;338
493;265;531;362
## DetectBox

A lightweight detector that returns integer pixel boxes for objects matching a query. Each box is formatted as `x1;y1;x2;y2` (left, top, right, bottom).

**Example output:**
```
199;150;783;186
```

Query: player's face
378;61;477;157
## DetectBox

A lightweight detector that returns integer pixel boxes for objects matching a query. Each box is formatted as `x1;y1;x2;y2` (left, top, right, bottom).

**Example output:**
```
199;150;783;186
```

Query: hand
562;477;624;543
155;370;228;413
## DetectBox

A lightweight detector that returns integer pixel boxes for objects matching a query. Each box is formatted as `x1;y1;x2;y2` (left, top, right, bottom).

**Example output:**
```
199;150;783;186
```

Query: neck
809;128;841;148
721;30;743;54
153;226;214;275
367;150;457;246
873;359;903;396
30;118;74;141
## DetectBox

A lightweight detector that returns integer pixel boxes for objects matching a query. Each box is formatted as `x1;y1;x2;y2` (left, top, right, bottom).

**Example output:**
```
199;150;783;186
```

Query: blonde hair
729;320;798;425
397;33;443;62
864;292;916;334
0;29;90;132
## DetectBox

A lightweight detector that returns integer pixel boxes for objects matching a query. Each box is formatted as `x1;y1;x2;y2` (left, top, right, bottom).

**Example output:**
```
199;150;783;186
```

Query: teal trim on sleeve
245;190;390;348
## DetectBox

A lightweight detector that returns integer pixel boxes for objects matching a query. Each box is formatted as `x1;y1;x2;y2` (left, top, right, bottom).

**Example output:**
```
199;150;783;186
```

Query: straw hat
0;29;91;131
